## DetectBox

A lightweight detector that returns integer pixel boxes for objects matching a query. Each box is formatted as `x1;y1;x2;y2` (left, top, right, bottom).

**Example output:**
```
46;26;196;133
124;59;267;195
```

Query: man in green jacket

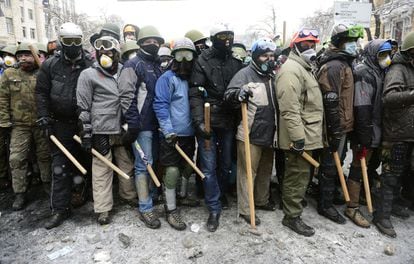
276;29;323;237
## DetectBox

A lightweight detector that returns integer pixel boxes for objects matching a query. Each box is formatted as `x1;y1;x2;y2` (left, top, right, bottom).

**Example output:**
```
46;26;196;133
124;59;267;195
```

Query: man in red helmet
276;29;323;237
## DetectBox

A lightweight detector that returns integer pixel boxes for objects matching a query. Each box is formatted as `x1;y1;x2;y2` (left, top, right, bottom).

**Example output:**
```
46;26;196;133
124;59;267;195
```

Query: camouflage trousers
373;141;412;220
0;128;9;179
9;125;51;193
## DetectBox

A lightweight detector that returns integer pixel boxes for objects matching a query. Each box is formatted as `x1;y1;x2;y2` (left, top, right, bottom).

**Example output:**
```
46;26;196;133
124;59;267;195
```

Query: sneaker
255;202;276;211
282;216;315;237
318;206;346;224
391;204;410;219
373;217;397;238
45;211;71;230
166;209;186;231
344;207;370;228
239;214;261;226
12;193;26;211
97;212;110;225
206;213;220;232
139;211;161;229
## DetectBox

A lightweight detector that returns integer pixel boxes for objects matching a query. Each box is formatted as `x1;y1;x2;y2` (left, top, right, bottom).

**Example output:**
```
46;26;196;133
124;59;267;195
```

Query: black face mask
141;44;160;56
212;38;233;53
171;60;193;80
63;45;82;59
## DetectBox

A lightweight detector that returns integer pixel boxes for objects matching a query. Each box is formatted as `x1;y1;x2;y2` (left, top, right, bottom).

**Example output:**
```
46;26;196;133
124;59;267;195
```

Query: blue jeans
132;131;154;213
215;128;234;195
197;128;233;213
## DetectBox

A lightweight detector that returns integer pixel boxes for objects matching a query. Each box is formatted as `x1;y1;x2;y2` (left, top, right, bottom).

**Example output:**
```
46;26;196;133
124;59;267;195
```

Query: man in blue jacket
118;25;164;229
153;37;197;231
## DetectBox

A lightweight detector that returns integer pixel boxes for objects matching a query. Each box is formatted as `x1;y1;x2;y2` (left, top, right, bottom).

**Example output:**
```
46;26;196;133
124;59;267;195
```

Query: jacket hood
317;44;353;67
391;51;413;65
362;39;388;72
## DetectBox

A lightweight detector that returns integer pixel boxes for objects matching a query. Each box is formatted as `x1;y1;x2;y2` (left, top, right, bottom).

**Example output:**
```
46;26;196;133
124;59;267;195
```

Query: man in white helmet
153;37;198;231
36;22;93;229
189;24;243;231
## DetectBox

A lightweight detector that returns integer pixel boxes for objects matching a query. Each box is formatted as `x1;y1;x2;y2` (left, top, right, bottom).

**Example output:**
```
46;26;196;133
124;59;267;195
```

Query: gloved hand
238;87;253;103
80;123;92;153
36;116;53;137
356;145;368;160
196;123;211;140
328;133;342;153
121;127;139;146
165;133;178;147
290;139;305;155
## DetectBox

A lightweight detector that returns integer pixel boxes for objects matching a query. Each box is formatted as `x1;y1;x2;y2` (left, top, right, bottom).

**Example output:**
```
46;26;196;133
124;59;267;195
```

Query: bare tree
301;8;335;44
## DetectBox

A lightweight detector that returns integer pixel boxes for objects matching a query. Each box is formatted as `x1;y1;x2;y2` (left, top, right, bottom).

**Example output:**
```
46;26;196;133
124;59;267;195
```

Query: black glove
196;123;211;140
328;133;342;153
121;127;139;146
36;116;54;137
80;123;92;153
290;139;305;155
238;87;253;103
165;133;178;147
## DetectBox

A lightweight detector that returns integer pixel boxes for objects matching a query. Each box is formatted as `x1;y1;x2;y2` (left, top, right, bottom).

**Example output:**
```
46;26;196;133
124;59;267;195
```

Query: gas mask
4;55;16;67
257;60;275;74
300;48;317;64
378;55;391;69
99;54;113;69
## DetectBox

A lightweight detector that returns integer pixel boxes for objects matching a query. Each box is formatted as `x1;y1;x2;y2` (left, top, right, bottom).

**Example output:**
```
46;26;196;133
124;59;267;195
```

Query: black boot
45;211;70;229
12;193;26;211
373;217;396;238
220;195;229;210
282;216;315;237
318;206;346;224
206;212;220;232
391;204;410;219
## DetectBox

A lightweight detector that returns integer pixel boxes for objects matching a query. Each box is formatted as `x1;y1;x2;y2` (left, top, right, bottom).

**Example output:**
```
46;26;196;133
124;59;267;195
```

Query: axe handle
73;135;129;180
301;151;320;168
361;157;373;213
333;151;350;202
204;103;211;149
175;144;205;179
50;135;87;175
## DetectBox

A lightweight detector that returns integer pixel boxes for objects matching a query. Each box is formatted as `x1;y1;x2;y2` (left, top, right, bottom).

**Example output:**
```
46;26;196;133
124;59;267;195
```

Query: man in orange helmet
276;29;323;237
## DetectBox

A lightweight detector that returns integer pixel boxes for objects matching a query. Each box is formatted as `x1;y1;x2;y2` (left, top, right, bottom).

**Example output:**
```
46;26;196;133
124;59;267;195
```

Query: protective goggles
347;25;364;39
93;37;120;51
174;50;194;62
60;37;82;46
251;39;276;53
298;29;319;38
215;33;234;40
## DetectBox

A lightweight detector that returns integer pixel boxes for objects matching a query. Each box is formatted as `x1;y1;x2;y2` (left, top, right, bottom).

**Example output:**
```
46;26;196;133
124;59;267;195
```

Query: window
6;18;13;34
5;0;11;8
20;7;25;22
30;28;36;39
28;9;33;20
22;27;27;38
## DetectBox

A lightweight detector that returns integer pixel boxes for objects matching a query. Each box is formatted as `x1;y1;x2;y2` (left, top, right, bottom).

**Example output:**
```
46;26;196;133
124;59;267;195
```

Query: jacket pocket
91;108;119;132
250;106;274;146
302;114;323;145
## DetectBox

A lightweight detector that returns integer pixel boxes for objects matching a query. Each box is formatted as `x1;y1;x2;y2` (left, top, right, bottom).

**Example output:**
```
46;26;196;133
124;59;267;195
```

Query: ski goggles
93;37;120;52
60;37;82;46
174;50;194;62
347;25;364;39
298;29;319;38
251;38;276;53
215;32;234;40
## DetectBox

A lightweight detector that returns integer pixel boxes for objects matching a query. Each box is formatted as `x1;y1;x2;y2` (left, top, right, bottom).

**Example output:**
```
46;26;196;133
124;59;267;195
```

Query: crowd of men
0;21;414;239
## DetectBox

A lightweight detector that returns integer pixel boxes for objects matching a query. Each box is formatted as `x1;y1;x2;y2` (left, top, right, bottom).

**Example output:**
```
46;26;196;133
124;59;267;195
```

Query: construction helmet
121;41;139;58
101;23;121;41
172;37;196;55
137;25;164;45
330;24;364;47
36;42;47;53
289;28;320;48
401;31;414;52
1;45;17;56
58;22;83;39
210;24;233;38
185;30;207;43
251;38;276;59
158;46;172;57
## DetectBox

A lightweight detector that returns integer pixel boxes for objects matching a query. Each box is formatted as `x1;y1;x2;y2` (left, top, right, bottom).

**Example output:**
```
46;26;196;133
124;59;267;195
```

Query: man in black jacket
189;25;242;231
36;22;93;229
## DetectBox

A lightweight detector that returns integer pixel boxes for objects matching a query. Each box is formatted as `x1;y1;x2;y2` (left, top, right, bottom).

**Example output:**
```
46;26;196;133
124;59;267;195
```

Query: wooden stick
333;151;350;202
241;102;256;229
204;103;211;149
28;44;42;67
73;135;129;180
133;141;161;187
361;157;373;213
50;135;87;175
174;144;205;180
301;151;320;168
